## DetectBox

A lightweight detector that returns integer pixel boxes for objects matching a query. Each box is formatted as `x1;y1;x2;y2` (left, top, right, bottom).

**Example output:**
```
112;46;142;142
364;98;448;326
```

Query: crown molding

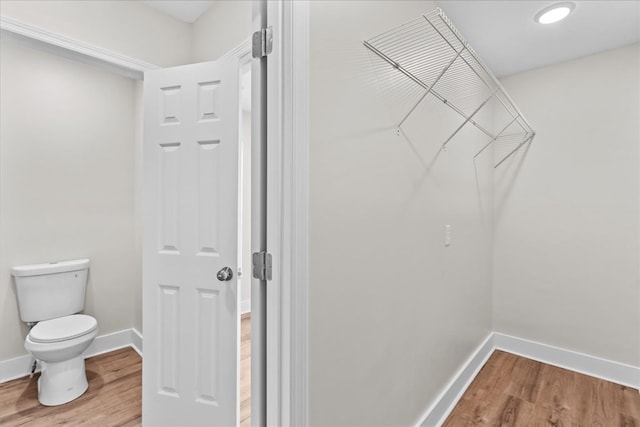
1;15;159;80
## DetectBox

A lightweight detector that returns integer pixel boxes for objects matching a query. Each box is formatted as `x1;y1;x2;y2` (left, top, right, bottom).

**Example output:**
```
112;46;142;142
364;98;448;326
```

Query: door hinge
252;27;273;58
252;251;272;281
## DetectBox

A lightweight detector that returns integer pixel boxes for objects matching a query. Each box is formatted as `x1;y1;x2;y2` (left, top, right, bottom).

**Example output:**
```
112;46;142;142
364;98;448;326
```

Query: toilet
12;259;98;406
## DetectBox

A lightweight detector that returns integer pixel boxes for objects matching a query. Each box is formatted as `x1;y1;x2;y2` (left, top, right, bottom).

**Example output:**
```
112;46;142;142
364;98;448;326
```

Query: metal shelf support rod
363;41;496;139
494;133;535;169
474;114;521;159
421;14;517;121
442;89;498;149
433;8;535;133
397;47;465;129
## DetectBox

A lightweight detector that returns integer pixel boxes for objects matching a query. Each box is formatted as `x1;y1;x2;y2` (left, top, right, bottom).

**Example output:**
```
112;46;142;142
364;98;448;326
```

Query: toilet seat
29;314;97;343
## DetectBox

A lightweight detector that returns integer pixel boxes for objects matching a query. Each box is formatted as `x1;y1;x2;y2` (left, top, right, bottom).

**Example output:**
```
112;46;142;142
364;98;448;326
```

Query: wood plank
240;314;251;427
504;356;542;403
622;385;640;420
445;350;640;426
0;348;142;427
468;351;519;404
495;395;531;426
532;363;575;425
0;314;252;427
441;396;493;426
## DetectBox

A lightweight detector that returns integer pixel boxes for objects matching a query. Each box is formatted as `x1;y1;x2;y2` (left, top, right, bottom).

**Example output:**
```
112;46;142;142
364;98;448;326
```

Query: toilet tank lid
11;259;90;277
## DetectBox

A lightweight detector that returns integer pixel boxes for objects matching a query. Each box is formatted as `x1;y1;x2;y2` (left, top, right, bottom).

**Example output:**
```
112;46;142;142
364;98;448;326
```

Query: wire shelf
364;8;535;168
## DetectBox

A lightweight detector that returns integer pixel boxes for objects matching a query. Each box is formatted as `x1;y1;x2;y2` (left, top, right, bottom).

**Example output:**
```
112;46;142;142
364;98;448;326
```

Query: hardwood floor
0;347;142;426
0;314;252;427
443;350;640;426
240;312;251;427
5;332;636;426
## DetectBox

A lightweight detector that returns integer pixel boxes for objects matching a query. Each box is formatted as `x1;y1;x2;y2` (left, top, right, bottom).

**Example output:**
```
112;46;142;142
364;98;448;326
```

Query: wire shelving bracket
364;8;535;168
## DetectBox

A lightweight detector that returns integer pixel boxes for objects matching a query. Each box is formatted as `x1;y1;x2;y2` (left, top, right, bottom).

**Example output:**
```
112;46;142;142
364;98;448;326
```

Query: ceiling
140;1;638;76
142;1;215;23
436;1;640;76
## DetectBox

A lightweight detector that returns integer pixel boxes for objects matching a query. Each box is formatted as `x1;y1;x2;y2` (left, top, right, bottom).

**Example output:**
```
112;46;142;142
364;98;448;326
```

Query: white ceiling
142;1;215;23
140;1;638;76
436;1;640;76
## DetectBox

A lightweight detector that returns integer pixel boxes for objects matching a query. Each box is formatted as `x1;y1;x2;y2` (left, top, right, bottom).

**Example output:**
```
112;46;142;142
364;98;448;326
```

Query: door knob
217;267;233;281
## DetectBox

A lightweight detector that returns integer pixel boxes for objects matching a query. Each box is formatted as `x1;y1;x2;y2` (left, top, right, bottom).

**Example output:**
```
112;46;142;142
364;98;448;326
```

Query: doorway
238;58;252;427
142;40;262;425
0;1;275;425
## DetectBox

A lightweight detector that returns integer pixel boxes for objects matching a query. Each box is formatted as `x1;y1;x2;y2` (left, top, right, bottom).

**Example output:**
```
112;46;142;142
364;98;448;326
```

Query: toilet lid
29;314;98;343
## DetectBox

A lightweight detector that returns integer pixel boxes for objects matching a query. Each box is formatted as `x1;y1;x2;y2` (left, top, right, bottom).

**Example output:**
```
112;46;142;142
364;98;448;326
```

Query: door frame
265;1;309;425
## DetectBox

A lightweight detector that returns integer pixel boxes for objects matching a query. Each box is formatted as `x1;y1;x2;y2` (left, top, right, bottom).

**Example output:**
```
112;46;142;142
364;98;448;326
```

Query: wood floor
0;347;142;426
239;312;251;427
3;334;638;427
0;314;251;427
443;350;640;427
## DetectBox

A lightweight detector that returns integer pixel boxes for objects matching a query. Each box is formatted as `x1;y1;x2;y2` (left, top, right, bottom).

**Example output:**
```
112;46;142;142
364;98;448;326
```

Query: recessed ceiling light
535;2;575;24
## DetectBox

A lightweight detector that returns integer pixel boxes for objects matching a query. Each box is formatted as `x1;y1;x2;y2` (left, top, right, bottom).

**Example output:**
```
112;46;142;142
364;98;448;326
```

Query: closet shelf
364;8;535;168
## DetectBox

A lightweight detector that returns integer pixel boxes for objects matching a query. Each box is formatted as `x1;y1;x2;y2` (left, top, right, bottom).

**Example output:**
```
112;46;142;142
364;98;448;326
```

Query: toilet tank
12;259;90;323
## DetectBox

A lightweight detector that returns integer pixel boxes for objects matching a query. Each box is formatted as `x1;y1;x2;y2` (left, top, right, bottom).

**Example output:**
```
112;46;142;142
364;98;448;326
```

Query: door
142;58;240;426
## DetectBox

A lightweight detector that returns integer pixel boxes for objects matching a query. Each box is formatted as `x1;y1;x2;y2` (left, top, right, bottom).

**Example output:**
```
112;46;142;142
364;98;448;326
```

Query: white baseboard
241;299;251;315
416;333;494;427
416;332;640;426
0;355;34;384
0;328;144;384
84;328;134;358
493;332;640;389
130;328;143;357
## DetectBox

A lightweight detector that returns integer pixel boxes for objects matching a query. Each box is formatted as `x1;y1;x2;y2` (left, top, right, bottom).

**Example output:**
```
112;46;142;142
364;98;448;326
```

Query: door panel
143;58;240;426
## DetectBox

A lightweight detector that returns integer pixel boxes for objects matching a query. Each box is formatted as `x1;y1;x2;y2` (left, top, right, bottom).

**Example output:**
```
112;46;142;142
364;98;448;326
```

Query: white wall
0;37;139;360
309;2;494;425
0;0;192;67
494;44;640;367
192;0;252;62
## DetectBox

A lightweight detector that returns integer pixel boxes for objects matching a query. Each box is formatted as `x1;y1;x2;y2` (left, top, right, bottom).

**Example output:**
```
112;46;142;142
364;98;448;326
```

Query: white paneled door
143;58;240;426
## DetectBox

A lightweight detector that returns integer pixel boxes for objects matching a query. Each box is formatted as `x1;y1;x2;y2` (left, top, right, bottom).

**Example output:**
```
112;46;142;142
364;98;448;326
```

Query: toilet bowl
25;314;98;406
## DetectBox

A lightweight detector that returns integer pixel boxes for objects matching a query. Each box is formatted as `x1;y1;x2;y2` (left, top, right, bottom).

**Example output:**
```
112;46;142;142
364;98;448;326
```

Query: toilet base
37;354;88;406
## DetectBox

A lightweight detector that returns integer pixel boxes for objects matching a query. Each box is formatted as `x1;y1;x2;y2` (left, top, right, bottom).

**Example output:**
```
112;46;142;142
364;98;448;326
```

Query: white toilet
12;259;98;406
